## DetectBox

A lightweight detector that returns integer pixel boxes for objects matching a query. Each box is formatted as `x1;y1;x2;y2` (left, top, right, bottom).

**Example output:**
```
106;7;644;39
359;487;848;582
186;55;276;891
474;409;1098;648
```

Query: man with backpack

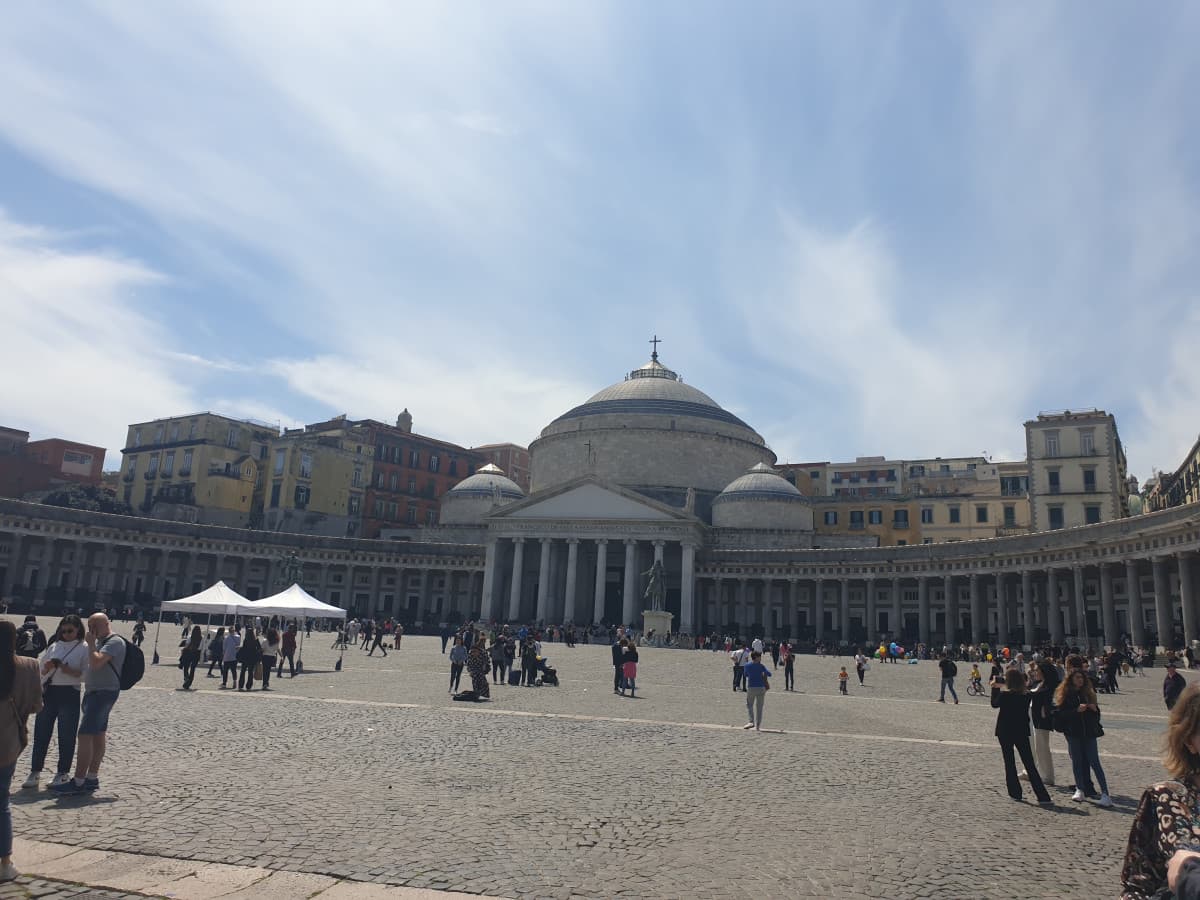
16;615;46;659
50;613;141;795
937;652;960;704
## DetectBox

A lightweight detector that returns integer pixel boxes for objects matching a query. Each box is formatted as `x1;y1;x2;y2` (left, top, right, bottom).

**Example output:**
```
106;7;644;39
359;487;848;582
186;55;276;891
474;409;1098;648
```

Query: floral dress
1122;775;1200;899
466;646;490;699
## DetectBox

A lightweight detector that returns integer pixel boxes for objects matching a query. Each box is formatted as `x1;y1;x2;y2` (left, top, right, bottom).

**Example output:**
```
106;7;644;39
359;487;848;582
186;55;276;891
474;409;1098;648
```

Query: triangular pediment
489;477;691;522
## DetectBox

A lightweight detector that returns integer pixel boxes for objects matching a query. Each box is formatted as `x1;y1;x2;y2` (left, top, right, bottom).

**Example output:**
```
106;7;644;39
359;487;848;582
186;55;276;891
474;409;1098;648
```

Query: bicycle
966;679;987;696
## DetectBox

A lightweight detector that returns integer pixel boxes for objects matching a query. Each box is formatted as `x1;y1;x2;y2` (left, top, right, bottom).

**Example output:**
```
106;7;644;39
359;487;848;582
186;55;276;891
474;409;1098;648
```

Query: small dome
714;463;805;504
448;463;524;501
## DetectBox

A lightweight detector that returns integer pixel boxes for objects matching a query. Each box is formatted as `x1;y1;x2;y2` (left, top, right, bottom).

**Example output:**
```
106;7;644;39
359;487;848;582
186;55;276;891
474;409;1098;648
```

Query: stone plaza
4;617;1170;899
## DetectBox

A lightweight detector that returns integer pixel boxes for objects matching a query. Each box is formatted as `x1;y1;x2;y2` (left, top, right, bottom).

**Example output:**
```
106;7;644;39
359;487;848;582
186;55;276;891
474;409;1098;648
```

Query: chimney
396;409;413;433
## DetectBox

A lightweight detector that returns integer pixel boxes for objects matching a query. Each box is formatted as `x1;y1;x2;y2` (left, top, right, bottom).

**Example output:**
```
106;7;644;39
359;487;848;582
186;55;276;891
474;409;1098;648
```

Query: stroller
536;656;559;687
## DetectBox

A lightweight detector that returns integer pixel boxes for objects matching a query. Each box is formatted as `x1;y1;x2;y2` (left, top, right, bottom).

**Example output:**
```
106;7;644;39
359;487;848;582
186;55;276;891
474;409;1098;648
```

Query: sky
1;2;1198;481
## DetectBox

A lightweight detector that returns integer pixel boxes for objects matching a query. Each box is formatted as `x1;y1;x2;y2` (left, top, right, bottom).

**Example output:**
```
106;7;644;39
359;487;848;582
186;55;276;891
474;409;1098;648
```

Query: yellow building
1025;409;1129;531
262;416;374;537
120;413;278;527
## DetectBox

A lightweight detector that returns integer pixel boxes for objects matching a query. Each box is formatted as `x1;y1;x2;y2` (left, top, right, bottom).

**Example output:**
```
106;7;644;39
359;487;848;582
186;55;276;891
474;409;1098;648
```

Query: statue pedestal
642;610;674;644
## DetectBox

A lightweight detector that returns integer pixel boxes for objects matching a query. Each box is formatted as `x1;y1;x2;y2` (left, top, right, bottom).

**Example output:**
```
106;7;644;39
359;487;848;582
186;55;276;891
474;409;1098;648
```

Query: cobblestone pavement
6;617;1177;898
0;875;162;900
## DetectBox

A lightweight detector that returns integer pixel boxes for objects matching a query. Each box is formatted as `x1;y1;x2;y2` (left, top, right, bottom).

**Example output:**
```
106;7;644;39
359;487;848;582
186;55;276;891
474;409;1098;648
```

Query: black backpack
106;636;145;691
17;627;44;657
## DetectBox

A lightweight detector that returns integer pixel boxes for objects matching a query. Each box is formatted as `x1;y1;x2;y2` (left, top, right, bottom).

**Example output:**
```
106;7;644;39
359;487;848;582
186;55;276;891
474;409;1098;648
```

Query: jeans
450;662;464;692
785;666;794;690
221;660;238;686
260;656;275;689
0;761;13;858
733;667;744;691
31;685;81;774
1000;736;1051;801
1065;734;1108;795
940;677;958;701
182;654;200;689
745;687;766;727
625;676;636;696
277;650;295;677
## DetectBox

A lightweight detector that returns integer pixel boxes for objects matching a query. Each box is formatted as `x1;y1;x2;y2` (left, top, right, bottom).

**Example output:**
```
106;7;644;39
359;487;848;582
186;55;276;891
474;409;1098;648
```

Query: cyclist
969;663;983;693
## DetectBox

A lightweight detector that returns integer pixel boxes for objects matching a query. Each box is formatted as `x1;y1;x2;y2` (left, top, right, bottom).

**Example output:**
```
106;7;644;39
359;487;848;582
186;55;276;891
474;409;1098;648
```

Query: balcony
892;521;910;529
123;472;135;482
144;471;157;480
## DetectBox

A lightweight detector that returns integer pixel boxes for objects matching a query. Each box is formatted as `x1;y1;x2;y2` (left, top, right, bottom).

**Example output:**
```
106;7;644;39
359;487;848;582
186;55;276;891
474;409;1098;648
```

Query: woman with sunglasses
21;615;86;790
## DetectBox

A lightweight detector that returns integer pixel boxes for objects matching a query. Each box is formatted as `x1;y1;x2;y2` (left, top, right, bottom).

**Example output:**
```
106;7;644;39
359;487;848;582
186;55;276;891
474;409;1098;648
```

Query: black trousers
450;662;464;692
523;663;537;685
221;660;238;685
613;665;623;691
492;660;504;682
785;666;794;690
277;650;295;677
181;654;200;688
260;655;275;689
239;660;257;690
1000;736;1051;802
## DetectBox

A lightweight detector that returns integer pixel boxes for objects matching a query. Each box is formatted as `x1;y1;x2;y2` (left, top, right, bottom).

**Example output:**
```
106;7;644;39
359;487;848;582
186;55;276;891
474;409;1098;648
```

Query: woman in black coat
992;668;1052;804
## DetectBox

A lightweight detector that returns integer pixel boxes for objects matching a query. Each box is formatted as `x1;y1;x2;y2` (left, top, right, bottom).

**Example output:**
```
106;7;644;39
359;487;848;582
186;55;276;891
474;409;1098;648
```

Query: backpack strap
103;635;126;683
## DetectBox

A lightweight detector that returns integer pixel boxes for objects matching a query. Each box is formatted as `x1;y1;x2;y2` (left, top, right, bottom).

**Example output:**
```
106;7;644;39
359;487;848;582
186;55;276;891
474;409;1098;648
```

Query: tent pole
296;620;305;674
151;607;164;665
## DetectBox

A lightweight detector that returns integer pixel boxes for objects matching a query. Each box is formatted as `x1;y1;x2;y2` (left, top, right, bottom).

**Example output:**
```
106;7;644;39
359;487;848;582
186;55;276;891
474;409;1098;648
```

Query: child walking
838;666;849;695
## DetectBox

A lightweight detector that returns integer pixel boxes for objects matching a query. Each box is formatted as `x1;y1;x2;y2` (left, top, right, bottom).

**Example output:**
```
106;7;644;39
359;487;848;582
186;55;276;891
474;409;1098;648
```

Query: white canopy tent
242;584;347;672
152;581;252;664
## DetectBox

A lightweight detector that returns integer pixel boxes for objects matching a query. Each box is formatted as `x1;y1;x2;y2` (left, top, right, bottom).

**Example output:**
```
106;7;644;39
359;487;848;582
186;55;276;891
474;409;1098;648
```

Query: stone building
0;428;105;499
1147;433;1200;512
3;349;1200;653
1026;409;1129;531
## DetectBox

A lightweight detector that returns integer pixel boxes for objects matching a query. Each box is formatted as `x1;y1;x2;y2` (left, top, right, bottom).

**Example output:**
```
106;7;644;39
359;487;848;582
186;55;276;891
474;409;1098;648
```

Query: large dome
529;352;775;498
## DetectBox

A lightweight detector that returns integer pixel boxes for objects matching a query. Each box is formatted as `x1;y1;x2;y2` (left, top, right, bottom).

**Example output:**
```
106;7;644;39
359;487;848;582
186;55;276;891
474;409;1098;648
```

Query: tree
42;484;134;516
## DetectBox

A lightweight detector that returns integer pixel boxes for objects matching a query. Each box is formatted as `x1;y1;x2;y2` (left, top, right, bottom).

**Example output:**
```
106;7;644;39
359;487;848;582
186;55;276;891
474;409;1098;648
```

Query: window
429;455;440;473
850;510;864;529
869;509;882;525
270;482;281;508
407;506;417;524
1048;470;1061;494
408;477;416;493
348;495;360;515
125;456;137;478
1044;431;1059;458
299;453;313;478
274;449;286;476
897;540;907;546
976;505;988;523
810;471;820;479
1085;505;1101;525
1080;429;1095;455
375;471;384;488
824;511;838;526
940;464;951;474
886;469;896;481
409;449;420;467
294;485;310;509
893;509;909;527
373;499;384;517
909;465;925;477
387;501;398;520
920;507;933;524
180;449;193;476
147;453;159;475
163;451;175;476
449;460;458;477
133;428;142;447
188;421;197;439
949;506;961;524
392;446;401;464
352;466;363;487
1003;505;1016;527
867;471;878;483
1048;506;1064;530
169;422;180;442
1083;468;1096;493
154;425;164;443
426;510;436;526
227;426;239;448
390;473;398;491
923;538;934;544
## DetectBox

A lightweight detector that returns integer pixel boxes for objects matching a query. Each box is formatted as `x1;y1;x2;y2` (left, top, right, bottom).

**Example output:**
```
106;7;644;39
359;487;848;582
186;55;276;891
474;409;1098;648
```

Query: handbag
253;661;264;681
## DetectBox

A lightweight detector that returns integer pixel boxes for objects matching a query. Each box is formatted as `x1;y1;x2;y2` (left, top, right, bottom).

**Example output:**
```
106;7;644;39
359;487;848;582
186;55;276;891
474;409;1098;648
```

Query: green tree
42;484;134;516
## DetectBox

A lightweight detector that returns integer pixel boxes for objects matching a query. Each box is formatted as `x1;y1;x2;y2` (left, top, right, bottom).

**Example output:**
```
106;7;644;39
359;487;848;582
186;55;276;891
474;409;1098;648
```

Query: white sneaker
1018;771;1030;781
1098;793;1113;808
21;771;40;790
0;861;17;882
742;722;754;730
1071;789;1085;801
50;773;71;787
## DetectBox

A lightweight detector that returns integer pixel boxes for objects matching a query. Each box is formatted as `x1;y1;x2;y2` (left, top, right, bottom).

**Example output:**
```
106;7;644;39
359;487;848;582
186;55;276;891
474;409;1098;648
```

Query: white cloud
0;209;195;467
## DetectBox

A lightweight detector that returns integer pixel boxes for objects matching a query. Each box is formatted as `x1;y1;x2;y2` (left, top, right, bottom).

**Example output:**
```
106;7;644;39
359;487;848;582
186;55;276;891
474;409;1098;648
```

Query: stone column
969;574;982;645
944;574;957;647
1021;570;1034;649
839;579;850;645
129;548;145;599
1179;553;1197;648
1080;571;1089;648
178;552;196;599
592;539;608;625
1153;557;1173;650
736;578;748;637
890;578;901;640
1100;563;1117;648
481;538;498;621
563;539;580;624
680;541;696;636
418;568;431;619
917;576;930;646
788;580;799;640
1047;569;1062;644
1125;559;1144;648
1;534;24;601
814;579;824;641
536;538;552;623
622;540;637;627
996;573;1009;646
507;538;525;622
714;577;725;629
864;578;876;644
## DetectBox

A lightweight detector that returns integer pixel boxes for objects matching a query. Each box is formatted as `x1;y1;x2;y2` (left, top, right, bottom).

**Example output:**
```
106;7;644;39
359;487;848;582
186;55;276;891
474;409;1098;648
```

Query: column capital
540;536;553;546
566;537;580;546
624;538;638;547
510;536;524;545
594;538;608;546
652;539;665;548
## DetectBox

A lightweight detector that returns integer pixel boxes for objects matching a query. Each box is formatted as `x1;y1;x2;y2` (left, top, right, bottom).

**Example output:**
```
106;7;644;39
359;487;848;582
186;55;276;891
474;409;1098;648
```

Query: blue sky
2;2;1198;480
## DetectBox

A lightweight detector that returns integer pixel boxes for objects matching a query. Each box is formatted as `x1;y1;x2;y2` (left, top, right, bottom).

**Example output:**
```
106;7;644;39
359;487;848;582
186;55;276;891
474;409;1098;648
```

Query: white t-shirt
751;638;764;654
41;639;86;688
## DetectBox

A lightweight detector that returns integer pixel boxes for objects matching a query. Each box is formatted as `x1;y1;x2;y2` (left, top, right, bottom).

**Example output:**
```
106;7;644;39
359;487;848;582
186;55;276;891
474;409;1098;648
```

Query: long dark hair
266;628;279;645
0;620;16;701
187;625;203;651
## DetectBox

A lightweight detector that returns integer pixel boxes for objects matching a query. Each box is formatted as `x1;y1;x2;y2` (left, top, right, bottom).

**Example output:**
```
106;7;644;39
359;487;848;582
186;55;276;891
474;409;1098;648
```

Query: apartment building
1025;410;1129;531
1147;433;1200;512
